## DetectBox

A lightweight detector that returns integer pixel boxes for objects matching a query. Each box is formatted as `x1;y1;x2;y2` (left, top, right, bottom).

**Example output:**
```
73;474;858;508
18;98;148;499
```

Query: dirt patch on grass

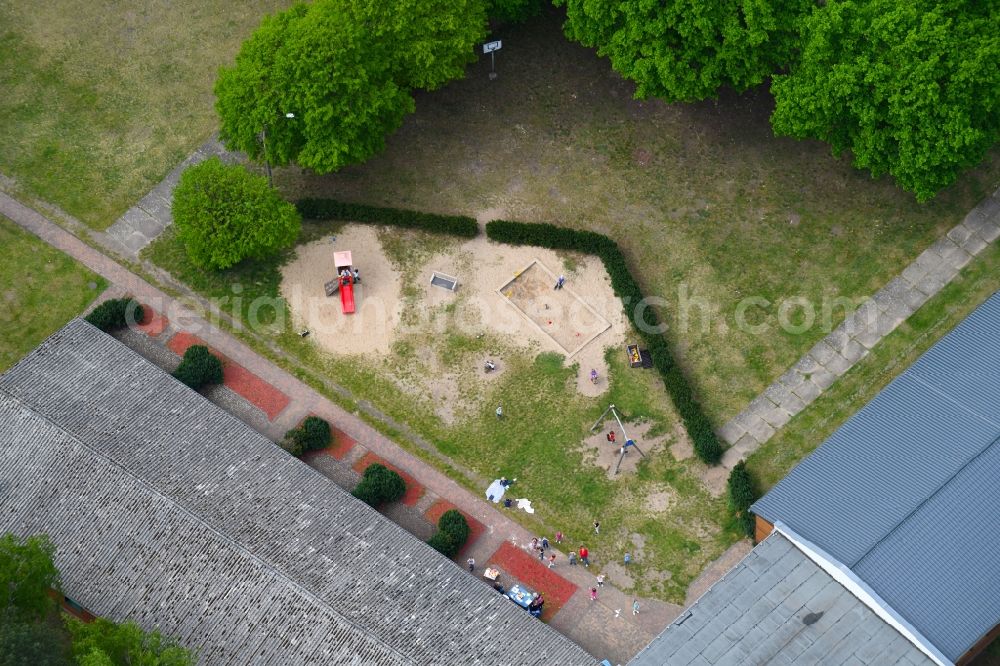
669;422;694;461
280;225;402;355
643;484;678;513
281;225;629;400
578;421;669;479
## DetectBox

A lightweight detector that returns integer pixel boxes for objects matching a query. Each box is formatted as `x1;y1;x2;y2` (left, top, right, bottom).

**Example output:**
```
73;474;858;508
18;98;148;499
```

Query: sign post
483;40;502;80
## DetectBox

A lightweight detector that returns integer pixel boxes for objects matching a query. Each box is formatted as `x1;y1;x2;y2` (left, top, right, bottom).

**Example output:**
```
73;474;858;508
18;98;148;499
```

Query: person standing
467;557;475;572
548;554;556;568
541;537;549;550
579;546;589;567
596;573;605;588
554;275;566;290
632;599;640;616
589;587;598;601
352;267;361;283
607;431;616;446
569;551;577;566
496;404;503;419
538;547;545;561
555;531;563;544
593;521;600;534
624;552;631;566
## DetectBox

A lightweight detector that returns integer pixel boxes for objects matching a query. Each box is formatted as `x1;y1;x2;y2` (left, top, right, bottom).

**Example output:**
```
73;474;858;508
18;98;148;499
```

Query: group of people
339;267;361;283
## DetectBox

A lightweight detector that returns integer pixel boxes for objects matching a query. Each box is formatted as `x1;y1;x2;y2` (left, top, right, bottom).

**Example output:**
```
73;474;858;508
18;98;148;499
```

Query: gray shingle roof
628;533;933;666
0;319;592;665
752;291;1000;662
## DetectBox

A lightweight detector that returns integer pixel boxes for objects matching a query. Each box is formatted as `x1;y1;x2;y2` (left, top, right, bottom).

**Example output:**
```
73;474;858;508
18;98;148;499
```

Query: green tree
771;0;1000;201
556;0;812;102
727;461;758;538
66;618;194;666
172;157;300;270
215;0;487;174
486;0;543;24
0;534;60;623
0;622;72;666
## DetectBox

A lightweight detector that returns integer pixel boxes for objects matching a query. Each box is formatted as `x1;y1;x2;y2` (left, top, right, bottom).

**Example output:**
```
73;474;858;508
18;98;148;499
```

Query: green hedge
282;416;332;457
727;461;758;537
172;345;224;390
485;220;723;464
352;463;407;507
85;298;144;332
297;199;478;238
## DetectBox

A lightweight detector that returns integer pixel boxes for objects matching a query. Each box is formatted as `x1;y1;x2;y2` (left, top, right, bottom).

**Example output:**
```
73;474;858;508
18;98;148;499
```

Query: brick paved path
719;187;1000;468
1;189;680;663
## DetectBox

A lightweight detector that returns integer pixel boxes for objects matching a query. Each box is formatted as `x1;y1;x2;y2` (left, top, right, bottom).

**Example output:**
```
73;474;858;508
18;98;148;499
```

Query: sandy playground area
280;225;630;397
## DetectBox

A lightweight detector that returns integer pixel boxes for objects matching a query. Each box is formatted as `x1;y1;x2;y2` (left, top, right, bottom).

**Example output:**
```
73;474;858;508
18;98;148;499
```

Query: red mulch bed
486;542;578;621
353;453;424;506
136;305;168;337
424;500;485;557
165;332;291;420
166;331;203;356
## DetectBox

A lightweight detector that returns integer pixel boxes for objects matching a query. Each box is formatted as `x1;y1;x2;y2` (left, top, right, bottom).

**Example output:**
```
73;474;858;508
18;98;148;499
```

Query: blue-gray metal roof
628;533;933;666
752;291;1000;662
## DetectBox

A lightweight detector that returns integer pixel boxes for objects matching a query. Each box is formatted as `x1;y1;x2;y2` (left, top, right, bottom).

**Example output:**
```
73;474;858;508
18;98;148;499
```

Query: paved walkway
1;189;680;664
719;187;1000;468
105;137;231;256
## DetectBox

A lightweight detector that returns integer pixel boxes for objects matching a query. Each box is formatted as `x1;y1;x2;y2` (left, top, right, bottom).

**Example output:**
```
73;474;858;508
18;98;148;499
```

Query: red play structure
334;250;356;314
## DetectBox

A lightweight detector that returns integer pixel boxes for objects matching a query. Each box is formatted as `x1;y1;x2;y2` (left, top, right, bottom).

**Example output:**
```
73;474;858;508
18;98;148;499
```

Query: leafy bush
172;157;300;270
172;345;224;390
282;416;331;457
485;219;723;464
427;530;458;557
352;463;406;507
727;461;758;538
427;509;470;558
438;509;470;545
296;199;478;238
84;298;144;332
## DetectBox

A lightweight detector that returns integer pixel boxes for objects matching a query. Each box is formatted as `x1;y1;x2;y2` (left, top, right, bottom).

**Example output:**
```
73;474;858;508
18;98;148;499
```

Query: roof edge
774;521;952;666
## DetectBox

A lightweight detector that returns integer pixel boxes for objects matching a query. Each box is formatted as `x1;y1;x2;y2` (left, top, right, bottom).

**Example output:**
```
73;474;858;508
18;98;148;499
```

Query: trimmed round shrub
727;461;758;537
283;416;331;456
427;530;458;557
85;298;144;332
173;157;300;270
352;464;406;507
172;345;224;390
438;509;470;545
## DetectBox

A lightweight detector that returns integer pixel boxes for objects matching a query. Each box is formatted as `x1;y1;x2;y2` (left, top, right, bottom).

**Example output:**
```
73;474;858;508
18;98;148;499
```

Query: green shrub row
172;345;224;390
352;463;407;507
428;509;471;557
727;461;758;538
84;298;144;332
485;220;723;464
297;199;478;238
282;416;332;457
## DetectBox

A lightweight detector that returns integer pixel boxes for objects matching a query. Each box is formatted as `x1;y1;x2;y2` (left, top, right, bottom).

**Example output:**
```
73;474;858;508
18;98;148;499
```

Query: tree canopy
556;0;812;102
66;619;194;666
215;0;487;173
770;0;1000;201
0;534;59;624
171;157;300;270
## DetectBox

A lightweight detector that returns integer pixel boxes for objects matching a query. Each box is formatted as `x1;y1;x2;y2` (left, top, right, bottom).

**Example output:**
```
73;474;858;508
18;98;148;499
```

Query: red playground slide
340;277;356;314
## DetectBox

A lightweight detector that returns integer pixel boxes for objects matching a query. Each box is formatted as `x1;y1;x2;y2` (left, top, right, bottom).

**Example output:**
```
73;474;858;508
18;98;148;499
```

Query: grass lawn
746;240;1000;490
282;7;1000;425
145;222;744;603
0;0;294;230
0;216;106;370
